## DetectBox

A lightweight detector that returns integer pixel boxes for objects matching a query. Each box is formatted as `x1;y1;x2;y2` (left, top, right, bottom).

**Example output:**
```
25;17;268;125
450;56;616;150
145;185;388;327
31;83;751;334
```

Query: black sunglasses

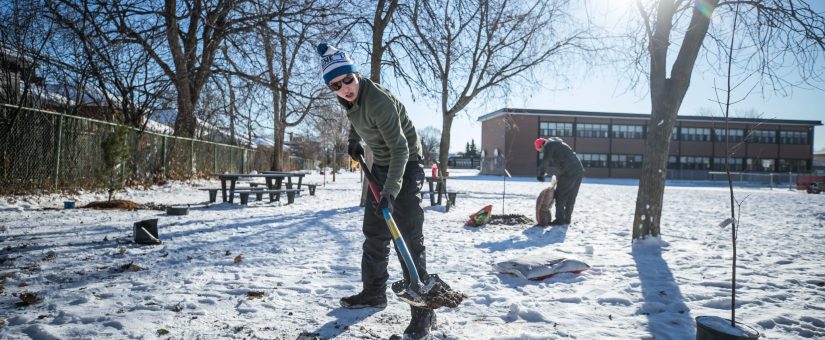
328;74;355;91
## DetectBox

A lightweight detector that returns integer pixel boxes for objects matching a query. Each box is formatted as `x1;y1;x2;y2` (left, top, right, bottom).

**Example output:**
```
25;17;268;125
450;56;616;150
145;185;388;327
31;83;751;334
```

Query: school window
611;125;644;139
611;154;643;168
747;158;775;172
577;153;608;168
681;127;711;141
539;122;573;137
576;123;609;138
714;128;744;143
778;159;808;172
668;155;679;169
779;131;808;145
679;156;710;170
712;157;744;171
671;127;678;141
717;128;744;143
748;130;776;144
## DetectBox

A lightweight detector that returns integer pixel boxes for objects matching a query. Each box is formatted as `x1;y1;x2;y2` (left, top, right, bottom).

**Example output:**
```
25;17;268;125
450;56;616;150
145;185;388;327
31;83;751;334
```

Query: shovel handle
139;226;160;244
356;155;423;290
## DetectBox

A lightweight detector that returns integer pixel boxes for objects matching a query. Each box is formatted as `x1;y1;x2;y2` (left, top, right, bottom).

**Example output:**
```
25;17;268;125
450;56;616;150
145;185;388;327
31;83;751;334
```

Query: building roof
477;108;823;127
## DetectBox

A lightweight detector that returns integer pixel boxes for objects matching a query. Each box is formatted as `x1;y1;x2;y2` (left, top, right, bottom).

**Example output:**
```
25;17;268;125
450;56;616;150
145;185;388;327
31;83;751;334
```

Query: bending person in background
535;137;584;225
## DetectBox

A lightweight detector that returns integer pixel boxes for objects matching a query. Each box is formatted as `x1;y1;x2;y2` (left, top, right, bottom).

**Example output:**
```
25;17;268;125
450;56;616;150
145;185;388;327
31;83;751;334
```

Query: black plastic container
133;219;161;244
166;206;189;216
696;316;760;340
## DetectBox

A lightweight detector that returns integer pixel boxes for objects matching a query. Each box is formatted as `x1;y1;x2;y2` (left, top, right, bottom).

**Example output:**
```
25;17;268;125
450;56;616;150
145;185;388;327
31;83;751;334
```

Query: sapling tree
101;125;131;201
715;2;752;328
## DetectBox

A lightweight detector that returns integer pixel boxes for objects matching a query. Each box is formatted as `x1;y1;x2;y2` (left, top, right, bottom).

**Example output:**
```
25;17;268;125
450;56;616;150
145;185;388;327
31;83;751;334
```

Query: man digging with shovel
318;44;464;339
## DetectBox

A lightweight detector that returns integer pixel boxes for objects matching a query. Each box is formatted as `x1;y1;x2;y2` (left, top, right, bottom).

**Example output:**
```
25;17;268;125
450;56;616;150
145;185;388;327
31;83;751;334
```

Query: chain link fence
706;171;798;189
0;104;317;195
480;156;505;175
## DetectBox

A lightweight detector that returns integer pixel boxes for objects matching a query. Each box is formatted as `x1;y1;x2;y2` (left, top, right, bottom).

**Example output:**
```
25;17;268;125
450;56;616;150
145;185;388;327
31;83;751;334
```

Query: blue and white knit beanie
317;43;358;84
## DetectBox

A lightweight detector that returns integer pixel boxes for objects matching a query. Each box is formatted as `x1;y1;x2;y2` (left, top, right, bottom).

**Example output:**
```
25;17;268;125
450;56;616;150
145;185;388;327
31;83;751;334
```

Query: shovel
356;155;465;310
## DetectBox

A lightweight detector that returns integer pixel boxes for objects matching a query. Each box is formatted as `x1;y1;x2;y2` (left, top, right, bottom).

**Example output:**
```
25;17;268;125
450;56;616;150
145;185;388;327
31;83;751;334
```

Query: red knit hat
534;138;546;151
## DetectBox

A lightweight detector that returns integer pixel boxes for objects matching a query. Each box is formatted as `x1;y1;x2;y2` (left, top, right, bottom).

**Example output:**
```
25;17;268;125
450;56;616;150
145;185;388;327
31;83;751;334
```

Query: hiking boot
403;306;437;339
339;290;387;309
549;219;566;226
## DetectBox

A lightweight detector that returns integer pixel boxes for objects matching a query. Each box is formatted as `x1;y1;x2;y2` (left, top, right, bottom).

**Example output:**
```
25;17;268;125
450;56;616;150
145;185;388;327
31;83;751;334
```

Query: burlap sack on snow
535;175;557;226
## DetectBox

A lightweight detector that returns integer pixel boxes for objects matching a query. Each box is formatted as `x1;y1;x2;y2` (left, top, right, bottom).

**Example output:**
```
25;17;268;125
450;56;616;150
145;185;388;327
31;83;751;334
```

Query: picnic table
210;172;305;203
261;171;307;190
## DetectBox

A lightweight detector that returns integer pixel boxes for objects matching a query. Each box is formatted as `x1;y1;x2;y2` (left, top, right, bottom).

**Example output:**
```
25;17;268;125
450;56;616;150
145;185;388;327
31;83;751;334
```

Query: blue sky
392;1;824;154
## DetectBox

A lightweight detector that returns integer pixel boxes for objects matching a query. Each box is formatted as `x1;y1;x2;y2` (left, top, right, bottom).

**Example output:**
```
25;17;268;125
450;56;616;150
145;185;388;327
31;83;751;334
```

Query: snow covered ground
1;169;824;339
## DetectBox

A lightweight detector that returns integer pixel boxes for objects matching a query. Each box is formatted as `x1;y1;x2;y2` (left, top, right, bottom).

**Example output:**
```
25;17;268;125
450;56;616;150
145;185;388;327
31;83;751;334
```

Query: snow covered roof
29;83;121;107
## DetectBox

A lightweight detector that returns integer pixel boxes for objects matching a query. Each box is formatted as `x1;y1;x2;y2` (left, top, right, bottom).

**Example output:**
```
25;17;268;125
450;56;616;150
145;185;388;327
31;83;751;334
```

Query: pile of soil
487;214;533;225
420;279;467;309
84;200;140;210
139;202;168;211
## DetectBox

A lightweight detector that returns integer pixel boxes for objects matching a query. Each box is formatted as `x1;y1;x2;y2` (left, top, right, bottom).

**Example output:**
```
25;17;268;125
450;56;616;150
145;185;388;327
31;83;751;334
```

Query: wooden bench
199;188;302;204
198;188;220;203
199;186;261;203
234;188;303;205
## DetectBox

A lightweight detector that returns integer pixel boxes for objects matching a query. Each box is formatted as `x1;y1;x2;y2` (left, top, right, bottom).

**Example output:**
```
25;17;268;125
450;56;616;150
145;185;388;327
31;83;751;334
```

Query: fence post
213;143;217;173
190;138;195;178
53;114;64;189
242;148;247;173
788;171;792;191
162;135;168;178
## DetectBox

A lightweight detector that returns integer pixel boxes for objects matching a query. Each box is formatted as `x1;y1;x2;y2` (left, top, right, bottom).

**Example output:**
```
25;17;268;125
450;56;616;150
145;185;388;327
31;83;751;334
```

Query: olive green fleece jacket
340;76;422;198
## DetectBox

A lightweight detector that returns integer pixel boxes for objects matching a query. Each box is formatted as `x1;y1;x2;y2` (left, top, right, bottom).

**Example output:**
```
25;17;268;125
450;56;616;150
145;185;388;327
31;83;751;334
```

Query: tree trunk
632;104;677;239
173;92;197;138
632;0;717;240
228;76;236;145
270;86;282;171
438;115;454;177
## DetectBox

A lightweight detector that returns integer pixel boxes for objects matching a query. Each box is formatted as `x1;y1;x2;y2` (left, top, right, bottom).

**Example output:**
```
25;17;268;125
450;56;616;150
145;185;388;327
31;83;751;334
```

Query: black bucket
696;316;760;340
166;206;189;216
134;219;161;245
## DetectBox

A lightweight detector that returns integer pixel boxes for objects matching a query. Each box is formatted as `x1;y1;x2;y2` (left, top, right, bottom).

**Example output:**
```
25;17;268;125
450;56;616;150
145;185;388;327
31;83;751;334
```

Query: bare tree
45;0;169;128
418;126;441;162
341;0;403;205
343;0;402;84
222;1;331;170
313;101;350;181
402;0;595;176
102;0;272;138
0;0;56;109
628;0;825;240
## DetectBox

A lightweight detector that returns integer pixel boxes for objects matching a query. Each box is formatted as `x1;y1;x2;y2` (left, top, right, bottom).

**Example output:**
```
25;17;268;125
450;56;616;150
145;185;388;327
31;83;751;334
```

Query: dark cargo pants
555;173;582;223
361;161;427;293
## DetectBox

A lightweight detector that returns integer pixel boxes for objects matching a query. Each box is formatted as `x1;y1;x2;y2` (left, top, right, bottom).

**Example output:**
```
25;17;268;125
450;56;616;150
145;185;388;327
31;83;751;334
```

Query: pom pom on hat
534;138;547;151
317;43;358;84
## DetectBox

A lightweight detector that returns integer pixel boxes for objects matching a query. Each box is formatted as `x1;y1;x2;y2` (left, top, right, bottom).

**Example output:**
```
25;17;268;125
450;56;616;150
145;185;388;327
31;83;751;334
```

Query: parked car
807;182;824;194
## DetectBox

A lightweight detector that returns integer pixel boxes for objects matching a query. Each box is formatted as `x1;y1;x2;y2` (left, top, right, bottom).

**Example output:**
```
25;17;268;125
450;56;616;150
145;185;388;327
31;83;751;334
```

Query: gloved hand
373;193;395;218
537;175;545;182
347;139;364;159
